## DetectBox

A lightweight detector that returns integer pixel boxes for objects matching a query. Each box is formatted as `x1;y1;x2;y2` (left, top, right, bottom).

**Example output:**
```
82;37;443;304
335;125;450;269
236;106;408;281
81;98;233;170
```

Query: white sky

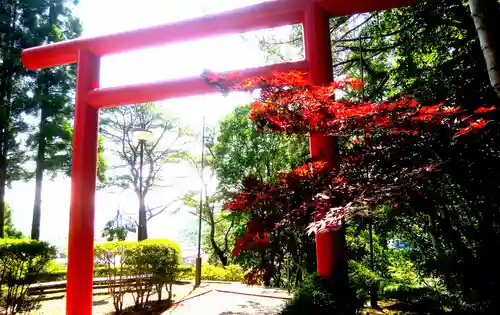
5;0;300;250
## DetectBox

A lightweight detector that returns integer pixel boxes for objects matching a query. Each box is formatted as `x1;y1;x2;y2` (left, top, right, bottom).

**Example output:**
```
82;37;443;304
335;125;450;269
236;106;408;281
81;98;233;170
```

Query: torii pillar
21;0;416;314
304;3;346;280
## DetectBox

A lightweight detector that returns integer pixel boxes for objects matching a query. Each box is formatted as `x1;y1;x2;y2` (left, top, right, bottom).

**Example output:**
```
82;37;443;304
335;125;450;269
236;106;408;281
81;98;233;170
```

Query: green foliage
101;211;136;241
207;104;312;283
279;275;361;315
213;104;309;192
0;239;56;314
38;263;243;285
94;241;136;312
383;286;451;314
200;264;243;282
177;264;243;282
42;259;66;274
2;204;22;239
202;212;246;266
93;239;182;312
139;239;182;301
348;260;382;303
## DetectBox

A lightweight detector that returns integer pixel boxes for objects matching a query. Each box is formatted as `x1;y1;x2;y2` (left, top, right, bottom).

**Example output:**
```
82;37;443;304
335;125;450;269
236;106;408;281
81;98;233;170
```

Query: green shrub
36;265;117;282
383;286;450;314
0;239;56;315
93;239;182;312
348;260;382;305
42;259;66;274
135;239;182;303
177;265;194;279
279;275;362;315
176;264;243;282
202;264;243;282
94;241;137;312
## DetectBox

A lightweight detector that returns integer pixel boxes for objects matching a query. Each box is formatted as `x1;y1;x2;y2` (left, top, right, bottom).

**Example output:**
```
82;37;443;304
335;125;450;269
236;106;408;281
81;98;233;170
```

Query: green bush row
38;263;244;283
176;264;243;282
0;238;56;315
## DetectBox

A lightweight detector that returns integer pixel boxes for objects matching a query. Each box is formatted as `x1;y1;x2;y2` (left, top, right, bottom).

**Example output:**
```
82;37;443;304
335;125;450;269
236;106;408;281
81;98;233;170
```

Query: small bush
203;264;243;282
242;268;265;286
135;239;182;304
42;260;66;274
177;265;194;279
93;239;182;313
348;260;382;305
383;286;450;314
0;239;56;315
279;275;362;315
94;241;137;312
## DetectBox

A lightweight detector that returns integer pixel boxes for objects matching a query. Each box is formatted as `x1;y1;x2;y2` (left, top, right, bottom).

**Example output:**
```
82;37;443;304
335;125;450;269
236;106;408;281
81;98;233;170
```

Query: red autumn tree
202;70;496;258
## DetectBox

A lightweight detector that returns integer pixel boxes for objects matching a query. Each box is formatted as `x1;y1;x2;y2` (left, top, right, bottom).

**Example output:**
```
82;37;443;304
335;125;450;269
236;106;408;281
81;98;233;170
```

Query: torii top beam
22;0;416;71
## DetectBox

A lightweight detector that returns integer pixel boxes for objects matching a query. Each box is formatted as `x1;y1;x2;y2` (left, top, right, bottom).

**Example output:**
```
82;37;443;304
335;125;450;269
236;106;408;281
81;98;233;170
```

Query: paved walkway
32;282;290;314
165;290;287;315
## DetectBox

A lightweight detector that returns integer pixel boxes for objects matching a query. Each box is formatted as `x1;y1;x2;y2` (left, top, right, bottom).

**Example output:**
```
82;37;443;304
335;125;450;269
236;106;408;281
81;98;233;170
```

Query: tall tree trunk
0;1;16;239
31;107;48;240
0;109;7;239
0;152;6;239
469;0;500;99
368;220;378;309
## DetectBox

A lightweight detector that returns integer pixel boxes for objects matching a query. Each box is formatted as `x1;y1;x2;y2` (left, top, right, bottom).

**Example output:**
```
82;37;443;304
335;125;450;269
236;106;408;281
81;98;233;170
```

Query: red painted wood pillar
66;49;100;315
303;3;347;279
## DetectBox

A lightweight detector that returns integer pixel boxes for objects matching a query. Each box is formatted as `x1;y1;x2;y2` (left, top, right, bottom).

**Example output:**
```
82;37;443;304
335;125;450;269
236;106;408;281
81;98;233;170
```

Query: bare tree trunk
208;205;228;266
469;0;500;99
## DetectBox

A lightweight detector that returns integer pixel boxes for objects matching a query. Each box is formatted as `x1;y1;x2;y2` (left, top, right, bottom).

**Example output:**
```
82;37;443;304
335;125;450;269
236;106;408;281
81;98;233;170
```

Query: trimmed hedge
93;239;182;312
0;239;56;314
38;264;244;283
177;264;243;282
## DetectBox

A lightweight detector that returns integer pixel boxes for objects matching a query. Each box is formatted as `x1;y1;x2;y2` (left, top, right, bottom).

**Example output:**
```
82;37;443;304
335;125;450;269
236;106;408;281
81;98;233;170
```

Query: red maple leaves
202;70;496;256
204;70;492;138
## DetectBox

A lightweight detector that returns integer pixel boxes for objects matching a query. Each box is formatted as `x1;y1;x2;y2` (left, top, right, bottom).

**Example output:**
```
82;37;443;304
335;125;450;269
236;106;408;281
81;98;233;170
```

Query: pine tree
27;0;82;240
0;0;49;238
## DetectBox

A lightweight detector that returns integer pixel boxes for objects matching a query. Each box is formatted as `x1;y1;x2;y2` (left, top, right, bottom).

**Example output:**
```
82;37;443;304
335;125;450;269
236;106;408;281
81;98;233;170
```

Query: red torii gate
21;0;415;313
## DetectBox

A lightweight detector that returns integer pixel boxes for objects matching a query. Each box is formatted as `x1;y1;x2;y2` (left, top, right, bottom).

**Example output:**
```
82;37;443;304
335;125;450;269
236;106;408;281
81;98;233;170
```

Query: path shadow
166;284;213;313
217;298;283;315
93;298;109;306
108;299;173;315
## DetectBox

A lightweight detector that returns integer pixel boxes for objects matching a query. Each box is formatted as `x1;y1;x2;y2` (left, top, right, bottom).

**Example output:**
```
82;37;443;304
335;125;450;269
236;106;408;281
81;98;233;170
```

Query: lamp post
132;128;152;241
195;115;206;287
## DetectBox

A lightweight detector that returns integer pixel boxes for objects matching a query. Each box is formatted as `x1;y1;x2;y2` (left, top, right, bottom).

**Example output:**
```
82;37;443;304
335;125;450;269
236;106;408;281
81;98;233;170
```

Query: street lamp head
132;128;152;143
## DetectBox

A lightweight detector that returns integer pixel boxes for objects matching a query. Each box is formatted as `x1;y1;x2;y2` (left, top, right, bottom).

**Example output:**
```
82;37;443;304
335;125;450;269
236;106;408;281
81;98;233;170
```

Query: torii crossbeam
21;0;416;314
